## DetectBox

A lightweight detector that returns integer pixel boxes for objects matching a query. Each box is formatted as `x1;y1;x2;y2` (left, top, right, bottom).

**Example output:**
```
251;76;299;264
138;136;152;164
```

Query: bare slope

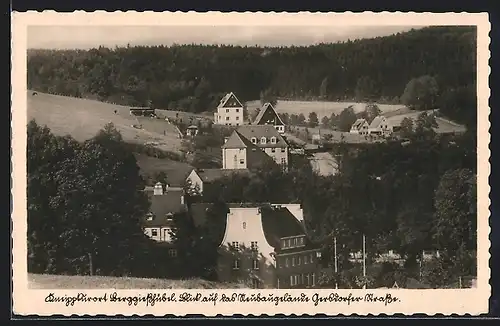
27;92;183;153
29;273;247;289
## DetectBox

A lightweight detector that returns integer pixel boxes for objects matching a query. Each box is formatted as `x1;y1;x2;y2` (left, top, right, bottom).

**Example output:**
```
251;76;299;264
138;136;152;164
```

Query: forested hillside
27;26;476;126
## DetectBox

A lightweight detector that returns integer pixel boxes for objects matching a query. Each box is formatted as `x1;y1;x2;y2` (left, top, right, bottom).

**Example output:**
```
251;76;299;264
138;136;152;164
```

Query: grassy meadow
28;273;247;289
27;92;184;154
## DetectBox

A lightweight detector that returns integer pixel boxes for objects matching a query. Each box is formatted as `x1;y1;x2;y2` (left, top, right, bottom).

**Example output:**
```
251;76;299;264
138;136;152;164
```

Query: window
168;249;177;257
271;148;276;153
297;256;302;265
282;240;287;248
226;109;229;113
242;222;246;229
151;229;158;237
299;237;304;246
251;137;257;144
251;241;258;250
252;259;259;270
310;253;314;263
146;212;154;221
301;274;305;285
312;273;316;286
236;116;240;120
281;158;287;165
236;123;239;126
166;213;173;221
231;242;240;250
281;148;286;153
218;115;221;120
292;256;296;266
270;137;277;144
260;137;267;144
240;159;245;165
290;275;294;286
304;255;309;264
226;116;229;121
233;259;240;270
306;274;310;286
285;257;289;267
236;109;240;113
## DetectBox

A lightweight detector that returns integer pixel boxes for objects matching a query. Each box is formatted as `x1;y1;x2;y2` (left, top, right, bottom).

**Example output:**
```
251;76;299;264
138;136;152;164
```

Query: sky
27;25;420;49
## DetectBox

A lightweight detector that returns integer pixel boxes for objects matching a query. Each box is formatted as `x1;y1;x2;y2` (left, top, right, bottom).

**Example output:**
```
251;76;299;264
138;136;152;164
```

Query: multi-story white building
214;92;245;126
221;125;289;170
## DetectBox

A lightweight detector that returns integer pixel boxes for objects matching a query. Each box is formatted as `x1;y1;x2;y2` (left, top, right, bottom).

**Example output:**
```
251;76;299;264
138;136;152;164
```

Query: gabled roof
351;118;368;130
221;130;254;149
217;92;244;109
232;125;288;149
142;189;186;227
193;168;251;183
260;205;306;249
253;102;285;126
369;116;386;129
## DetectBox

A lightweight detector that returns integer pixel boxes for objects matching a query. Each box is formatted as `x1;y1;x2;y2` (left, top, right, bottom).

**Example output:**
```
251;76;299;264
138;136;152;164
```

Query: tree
337;106;357;132
433;169;476;255
319;76;329;99
355;76;379;102
414;111;438;139
364;104;382;124
260;89;278;107
401;75;439;110
308;112;319;128
399;117;414;138
321;116;330;129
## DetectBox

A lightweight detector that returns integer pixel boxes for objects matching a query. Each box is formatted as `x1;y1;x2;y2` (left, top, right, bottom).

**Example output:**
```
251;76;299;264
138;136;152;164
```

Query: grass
27;92;184;154
28;273;247;289
246;100;405;120
134;153;194;187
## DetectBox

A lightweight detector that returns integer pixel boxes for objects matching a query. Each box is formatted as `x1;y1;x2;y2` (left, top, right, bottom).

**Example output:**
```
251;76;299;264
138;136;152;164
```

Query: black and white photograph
12;12;490;316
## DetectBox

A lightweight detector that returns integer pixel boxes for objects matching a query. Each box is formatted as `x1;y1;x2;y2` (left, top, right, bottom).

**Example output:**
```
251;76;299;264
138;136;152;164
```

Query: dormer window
260;137;267;144
270;136;277;144
251;137;257;144
166;213;173;221
146;212;154;221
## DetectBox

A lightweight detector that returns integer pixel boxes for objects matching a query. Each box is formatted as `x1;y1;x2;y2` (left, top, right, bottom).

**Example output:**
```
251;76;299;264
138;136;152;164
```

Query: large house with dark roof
142;182;186;250
252;102;286;134
215;203;322;289
221;125;289;170
214;92;245;126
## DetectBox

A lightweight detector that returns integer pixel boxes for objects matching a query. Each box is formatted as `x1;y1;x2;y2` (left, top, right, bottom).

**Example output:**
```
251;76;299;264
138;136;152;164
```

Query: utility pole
362;233;366;289
334;236;338;273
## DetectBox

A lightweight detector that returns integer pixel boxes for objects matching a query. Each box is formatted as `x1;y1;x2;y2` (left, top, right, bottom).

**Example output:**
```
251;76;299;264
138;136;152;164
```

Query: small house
350;118;369;135
186;125;199;137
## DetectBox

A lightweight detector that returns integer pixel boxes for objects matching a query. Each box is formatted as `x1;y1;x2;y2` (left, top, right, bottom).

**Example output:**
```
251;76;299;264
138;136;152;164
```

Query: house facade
368;116;392;136
252;102;286;134
216;203;322;289
214;92;245;126
142;182;186;251
350;118;369;135
221;125;289;170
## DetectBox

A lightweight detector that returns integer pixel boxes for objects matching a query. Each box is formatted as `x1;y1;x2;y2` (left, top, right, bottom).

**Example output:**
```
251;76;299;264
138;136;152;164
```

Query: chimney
153;182;163;195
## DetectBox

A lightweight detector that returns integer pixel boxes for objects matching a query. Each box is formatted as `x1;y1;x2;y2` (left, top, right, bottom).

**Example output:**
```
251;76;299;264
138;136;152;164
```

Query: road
310;152;338;176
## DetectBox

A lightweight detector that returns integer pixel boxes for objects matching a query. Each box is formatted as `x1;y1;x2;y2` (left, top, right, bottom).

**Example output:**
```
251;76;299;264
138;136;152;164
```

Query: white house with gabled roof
214;92;245;126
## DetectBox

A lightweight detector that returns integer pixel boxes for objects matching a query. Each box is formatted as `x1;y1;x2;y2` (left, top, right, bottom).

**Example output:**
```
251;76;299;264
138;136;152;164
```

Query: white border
11;12;491;316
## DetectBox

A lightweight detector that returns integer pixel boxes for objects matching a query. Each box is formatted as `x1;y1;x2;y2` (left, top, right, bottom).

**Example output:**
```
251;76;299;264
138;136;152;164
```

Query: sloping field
386;110;467;134
135;154;194;187
246;100;404;120
29;273;247;289
27;92;183;153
